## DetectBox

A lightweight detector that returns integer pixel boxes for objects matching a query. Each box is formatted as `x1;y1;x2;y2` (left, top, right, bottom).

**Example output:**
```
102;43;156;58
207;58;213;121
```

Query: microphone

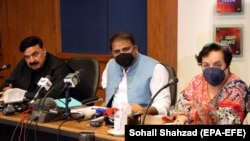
30;75;52;104
63;69;84;88
0;63;11;71
32;97;57;111
31;97;63;123
141;77;178;125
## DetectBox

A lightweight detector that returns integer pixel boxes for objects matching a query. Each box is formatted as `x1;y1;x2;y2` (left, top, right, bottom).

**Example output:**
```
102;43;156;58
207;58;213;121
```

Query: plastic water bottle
113;105;127;135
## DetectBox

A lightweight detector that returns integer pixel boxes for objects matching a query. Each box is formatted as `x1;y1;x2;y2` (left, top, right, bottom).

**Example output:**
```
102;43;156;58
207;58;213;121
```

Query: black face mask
115;53;134;68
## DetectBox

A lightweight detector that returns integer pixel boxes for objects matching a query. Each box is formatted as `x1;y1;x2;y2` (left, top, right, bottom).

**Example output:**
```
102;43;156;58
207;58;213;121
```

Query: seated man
101;31;171;115
0;36;71;101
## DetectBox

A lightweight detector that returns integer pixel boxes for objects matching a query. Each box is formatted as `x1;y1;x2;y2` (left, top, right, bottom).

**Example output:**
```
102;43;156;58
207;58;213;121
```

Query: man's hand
131;104;158;115
3;84;13;91
131;104;144;114
0;84;13;97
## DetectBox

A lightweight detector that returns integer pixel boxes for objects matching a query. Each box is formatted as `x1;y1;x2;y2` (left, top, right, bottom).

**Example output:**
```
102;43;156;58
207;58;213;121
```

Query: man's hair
195;42;233;67
108;31;136;50
19;36;43;52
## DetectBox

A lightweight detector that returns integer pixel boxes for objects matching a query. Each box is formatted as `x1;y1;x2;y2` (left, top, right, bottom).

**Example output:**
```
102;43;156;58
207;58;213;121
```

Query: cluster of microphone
31;68;84;102
28;69;85;122
30;69;84;104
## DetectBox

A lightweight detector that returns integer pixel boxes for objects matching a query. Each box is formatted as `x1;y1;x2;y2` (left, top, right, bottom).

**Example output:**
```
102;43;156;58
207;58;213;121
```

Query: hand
183;96;208;124
1;84;13;96
3;84;13;91
172;114;189;125
131;104;144;114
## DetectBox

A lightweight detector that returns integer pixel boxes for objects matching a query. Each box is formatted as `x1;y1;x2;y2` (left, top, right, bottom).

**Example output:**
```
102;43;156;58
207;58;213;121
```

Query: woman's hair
195;42;232;67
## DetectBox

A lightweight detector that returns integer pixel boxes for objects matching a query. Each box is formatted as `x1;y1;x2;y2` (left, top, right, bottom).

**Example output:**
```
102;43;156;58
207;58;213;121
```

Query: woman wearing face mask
101;31;171;115
167;42;249;125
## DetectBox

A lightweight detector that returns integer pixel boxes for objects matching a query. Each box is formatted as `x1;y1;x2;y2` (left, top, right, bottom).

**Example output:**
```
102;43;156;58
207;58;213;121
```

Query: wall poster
216;0;242;14
215;26;242;56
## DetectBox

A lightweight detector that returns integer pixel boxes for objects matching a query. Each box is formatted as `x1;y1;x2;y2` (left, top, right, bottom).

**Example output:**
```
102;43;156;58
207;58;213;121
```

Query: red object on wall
217;0;242;13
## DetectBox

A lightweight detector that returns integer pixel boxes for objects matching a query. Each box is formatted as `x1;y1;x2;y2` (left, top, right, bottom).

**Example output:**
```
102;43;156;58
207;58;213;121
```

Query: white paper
3;88;26;104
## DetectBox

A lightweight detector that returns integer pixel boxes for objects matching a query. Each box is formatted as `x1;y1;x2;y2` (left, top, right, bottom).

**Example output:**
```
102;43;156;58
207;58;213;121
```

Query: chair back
67;57;100;105
161;64;177;106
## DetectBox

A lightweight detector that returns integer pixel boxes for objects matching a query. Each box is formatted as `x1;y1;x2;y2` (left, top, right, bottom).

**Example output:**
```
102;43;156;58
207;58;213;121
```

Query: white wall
178;0;250;94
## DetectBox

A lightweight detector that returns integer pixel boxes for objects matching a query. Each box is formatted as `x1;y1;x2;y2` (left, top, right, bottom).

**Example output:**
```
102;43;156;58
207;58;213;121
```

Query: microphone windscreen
32;98;57;111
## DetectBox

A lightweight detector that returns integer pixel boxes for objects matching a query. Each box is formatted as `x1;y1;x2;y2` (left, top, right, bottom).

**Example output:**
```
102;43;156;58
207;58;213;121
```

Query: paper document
3;88;27;104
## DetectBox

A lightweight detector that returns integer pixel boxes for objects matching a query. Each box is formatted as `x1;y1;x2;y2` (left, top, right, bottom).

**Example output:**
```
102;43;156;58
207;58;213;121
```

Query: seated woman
167;42;249;125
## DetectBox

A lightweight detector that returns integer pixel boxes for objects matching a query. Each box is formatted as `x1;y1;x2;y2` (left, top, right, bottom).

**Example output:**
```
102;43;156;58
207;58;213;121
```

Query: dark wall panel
60;0;108;54
60;0;147;54
107;0;147;54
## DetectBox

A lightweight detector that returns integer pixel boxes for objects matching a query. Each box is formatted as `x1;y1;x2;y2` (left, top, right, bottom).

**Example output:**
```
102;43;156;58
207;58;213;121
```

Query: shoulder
228;73;248;86
46;53;66;64
139;53;159;64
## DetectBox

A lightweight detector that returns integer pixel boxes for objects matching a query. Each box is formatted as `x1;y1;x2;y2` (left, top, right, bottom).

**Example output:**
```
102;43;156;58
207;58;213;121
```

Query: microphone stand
51;83;80;122
64;83;71;119
141;78;178;125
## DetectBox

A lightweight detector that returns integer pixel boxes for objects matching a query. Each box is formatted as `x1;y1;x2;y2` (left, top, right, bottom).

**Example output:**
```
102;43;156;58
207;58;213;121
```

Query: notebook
55;97;82;108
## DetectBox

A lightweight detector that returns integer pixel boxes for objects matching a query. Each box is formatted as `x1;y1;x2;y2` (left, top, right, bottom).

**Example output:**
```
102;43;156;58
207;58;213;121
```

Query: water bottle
113;105;127;135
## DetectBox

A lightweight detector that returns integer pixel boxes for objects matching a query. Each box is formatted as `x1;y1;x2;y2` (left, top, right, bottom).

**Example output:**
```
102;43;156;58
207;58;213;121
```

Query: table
0;109;164;141
0;111;125;141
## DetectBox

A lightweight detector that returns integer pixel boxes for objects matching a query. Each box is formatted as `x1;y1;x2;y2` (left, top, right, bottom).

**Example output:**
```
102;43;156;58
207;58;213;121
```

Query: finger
131;105;144;114
183;101;192;106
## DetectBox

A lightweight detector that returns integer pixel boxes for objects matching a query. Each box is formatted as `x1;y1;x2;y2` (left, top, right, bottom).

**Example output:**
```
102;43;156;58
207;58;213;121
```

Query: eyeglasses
112;46;133;55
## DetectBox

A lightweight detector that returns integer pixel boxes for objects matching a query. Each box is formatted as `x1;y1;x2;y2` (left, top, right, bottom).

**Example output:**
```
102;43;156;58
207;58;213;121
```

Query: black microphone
30;97;62;123
0;63;11;71
141;77;178;125
30;75;52;104
32;97;57;111
63;69;84;88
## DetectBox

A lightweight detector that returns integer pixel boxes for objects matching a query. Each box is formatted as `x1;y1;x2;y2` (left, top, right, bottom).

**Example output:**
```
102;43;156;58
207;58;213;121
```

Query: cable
34;120;39;141
10;118;21;141
39;81;65;111
25;116;38;141
17;108;31;141
57;120;69;141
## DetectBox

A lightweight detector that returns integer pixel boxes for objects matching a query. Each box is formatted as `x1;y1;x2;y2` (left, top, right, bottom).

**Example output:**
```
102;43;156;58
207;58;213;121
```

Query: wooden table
0;111;125;141
0;109;164;141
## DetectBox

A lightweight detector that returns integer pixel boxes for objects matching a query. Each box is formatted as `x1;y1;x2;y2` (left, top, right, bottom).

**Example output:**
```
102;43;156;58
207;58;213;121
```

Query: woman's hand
183;96;208;124
172;114;189;125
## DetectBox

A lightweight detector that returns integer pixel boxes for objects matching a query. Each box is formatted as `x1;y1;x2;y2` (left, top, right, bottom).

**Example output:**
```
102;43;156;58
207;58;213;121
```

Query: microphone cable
25;116;38;141
10;118;21;141
11;106;33;141
27;81;64;141
37;81;64;112
141;77;178;125
57;119;69;141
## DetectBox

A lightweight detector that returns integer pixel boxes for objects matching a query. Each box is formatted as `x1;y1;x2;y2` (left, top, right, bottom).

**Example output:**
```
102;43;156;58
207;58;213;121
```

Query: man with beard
101;31;171;115
0;36;71;101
